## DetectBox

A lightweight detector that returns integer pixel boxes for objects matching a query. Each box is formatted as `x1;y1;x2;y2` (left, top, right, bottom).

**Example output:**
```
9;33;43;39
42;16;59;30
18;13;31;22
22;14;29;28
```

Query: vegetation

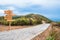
46;23;60;40
46;31;55;40
0;14;52;26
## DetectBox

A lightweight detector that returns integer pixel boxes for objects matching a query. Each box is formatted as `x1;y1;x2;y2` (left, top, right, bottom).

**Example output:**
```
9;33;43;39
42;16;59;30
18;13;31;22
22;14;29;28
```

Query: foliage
46;25;60;40
0;14;52;26
46;31;55;40
46;36;55;40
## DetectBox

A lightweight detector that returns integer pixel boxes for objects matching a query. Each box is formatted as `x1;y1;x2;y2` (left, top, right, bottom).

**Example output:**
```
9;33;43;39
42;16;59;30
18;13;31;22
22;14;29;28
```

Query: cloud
0;10;5;16
0;10;4;13
0;6;16;13
0;0;60;8
0;0;60;19
0;0;32;7
0;0;60;11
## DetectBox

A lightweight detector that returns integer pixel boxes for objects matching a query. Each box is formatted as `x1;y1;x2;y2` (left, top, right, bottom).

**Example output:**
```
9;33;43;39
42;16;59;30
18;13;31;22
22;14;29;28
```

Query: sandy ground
0;25;31;31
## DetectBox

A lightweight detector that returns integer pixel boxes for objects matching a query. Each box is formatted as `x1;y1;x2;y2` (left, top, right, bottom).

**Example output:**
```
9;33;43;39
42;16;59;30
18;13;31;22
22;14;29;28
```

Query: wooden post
9;21;11;30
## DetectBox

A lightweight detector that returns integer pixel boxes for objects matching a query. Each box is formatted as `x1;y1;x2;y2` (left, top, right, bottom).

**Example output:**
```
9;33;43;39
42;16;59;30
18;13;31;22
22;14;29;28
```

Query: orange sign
4;10;15;22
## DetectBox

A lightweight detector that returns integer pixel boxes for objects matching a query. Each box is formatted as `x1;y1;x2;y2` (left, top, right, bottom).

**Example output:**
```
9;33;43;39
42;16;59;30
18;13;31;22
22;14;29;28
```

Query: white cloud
0;0;32;7
0;0;60;8
0;0;60;16
0;10;5;16
0;10;4;13
31;0;60;9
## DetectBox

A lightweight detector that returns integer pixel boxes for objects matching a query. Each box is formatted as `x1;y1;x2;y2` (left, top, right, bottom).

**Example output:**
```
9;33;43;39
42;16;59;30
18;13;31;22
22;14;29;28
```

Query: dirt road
0;24;50;40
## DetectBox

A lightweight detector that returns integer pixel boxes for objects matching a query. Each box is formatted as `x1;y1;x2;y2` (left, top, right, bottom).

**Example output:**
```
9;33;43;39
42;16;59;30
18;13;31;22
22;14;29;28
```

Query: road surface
0;24;50;40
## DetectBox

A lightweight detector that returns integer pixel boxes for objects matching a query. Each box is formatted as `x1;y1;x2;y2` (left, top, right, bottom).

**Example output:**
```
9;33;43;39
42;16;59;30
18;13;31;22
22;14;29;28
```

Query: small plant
46;26;56;40
46;36;55;40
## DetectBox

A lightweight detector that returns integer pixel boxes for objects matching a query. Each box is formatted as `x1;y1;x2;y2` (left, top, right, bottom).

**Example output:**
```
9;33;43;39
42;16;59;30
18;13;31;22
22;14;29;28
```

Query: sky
0;0;60;21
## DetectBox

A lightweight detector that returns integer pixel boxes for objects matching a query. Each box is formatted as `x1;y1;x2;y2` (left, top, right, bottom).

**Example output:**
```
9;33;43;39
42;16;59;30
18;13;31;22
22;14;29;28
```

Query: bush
11;18;40;26
46;36;55;40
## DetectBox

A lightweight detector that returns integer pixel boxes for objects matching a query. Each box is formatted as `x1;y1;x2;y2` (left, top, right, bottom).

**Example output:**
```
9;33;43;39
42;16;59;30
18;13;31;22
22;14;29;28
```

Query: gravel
0;24;50;40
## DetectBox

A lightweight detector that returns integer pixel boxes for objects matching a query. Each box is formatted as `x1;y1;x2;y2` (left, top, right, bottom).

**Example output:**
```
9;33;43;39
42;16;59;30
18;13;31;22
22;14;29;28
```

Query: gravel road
0;24;50;40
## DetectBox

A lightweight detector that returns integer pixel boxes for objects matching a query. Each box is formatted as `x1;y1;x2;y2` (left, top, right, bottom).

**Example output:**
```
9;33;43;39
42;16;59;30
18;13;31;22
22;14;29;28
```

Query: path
0;24;50;40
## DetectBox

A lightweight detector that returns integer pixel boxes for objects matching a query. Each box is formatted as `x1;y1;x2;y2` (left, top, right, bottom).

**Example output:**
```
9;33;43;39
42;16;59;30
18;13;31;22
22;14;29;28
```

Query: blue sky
0;0;60;21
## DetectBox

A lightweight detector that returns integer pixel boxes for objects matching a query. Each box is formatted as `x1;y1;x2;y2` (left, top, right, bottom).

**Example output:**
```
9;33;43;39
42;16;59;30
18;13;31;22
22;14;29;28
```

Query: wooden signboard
4;10;15;30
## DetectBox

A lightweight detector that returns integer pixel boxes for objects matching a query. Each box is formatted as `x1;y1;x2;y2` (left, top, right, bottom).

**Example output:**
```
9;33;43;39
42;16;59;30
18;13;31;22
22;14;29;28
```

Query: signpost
4;10;15;30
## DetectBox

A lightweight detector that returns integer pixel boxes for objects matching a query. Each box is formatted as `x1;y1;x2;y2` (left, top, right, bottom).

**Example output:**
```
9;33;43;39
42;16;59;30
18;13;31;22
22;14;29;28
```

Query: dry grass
46;25;60;40
53;26;60;40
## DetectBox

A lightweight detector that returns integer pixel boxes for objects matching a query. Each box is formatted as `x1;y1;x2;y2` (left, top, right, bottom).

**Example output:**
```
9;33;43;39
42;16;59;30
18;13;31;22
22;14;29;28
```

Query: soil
0;25;30;31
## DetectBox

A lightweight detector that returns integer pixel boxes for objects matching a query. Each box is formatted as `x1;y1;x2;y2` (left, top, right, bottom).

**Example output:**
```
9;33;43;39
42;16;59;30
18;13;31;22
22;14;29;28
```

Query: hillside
0;14;52;26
